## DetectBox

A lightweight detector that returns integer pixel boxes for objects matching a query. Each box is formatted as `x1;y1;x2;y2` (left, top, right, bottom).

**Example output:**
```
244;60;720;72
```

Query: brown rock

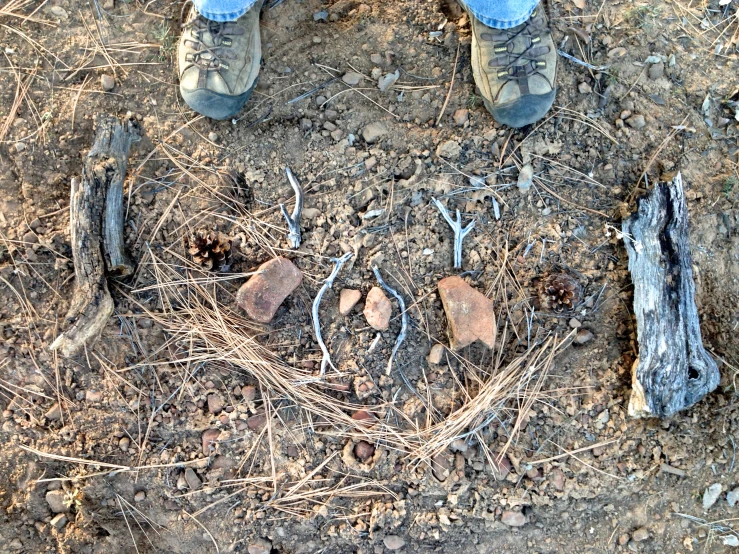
241;385;256;402
207;393;223;415
428;343;446;365
452;108;469;126
201;428;221;455
501;510;526;527
247;538;272;554
46;490;68;513
184;468;201;491
211;455;235;470
488;453;512;480
247;413;267;431
432;453;452;482
354;440;375;462
550;468;565;491
632;527;650;542
437;276;496;350
339;288;361;315
50;513;68;530
351;409;376;425
363;287;392;330
236;257;302;323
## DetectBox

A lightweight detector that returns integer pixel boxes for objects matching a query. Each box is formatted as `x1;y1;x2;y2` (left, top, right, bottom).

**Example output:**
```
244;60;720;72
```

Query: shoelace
481;10;551;83
182;16;244;71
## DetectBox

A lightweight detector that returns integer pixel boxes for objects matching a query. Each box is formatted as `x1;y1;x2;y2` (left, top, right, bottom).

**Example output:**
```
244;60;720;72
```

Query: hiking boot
470;6;556;128
178;2;263;120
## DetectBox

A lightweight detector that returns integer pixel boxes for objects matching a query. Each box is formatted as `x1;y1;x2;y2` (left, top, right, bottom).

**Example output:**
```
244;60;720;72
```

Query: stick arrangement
51;115;140;357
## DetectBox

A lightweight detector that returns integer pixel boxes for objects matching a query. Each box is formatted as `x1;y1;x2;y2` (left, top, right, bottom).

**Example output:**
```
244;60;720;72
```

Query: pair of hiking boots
178;2;556;128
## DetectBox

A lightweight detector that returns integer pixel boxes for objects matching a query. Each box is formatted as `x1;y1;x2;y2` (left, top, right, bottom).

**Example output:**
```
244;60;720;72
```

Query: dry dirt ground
1;0;739;552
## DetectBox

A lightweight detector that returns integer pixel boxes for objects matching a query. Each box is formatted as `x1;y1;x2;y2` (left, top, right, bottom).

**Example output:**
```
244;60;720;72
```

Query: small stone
362;121;388;144
312;36;322;44
607;46;627;58
330;128;344;141
23;231;38;244
370;53;383;64
578;81;592;94
236;257;303;323
299;118;313;132
211;455;235;470
50;513;68;530
383;536;406;551
626;114;646;129
450;439;468;453
363;287;392;331
354;440;375;462
119;437;130;452
286;445;299;457
378;70;399;92
247;413;267;431
202;428;221;455
620;110;632;120
184;468;202;491
207;393;223;415
241;385;256;402
45;403;61;420
727;487;739;507
428;343;446;365
208;131;219;142
648;62;664;80
703;483;722;510
14;142;25;153
488;453;512;480
85;390;103;402
550;468;565;491
101;74;115;92
134;491;146;503
352;410;376;425
574;328;594;344
618;534;630;546
452;108;469;126
46;490;68;513
339;289;361;315
342;71;362;86
50;6;68;18
435;140;461;160
501;510;526;527
248;538;272;554
313;10;328;21
437;276;496;350
632;527;649;542
432;454;452;482
568;318;582;329
517;164;534;192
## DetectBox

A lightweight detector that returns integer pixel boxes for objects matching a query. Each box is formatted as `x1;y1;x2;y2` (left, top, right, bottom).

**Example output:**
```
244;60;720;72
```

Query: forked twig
431;197;475;268
372;267;408;376
313;252;353;376
279;166;304;249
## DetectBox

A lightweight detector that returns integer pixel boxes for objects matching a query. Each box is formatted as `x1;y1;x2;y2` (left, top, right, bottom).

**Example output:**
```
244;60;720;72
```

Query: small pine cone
185;230;231;271
538;272;582;312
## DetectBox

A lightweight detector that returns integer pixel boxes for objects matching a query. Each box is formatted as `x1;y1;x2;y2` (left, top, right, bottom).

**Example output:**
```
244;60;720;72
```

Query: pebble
517;164;534;192
428;343;446;365
432;453;452;482
45;403;61;420
550;468;565;491
437;276;496;350
362;121;388;144
607;46;627;58
578;81;592;94
648;62;664;80
383;536;406;551
14;142;25;153
247;539;272;554
241;385;256;402
450;439;467;453
351;409;376;424
452;108;469;126
378;70;399;92
101;74;115;92
342;71;362;86
119;437;130;452
247;413;267;431
50;513;68;530
626;114;646;129
574;328;594;344
501;510;526;527
134;491;146;503
236;257;303;323
202;428;221;455
50;6;69;18
703;483;722;510
313;10;328;21
620;110;632;120
46;490;68;513
435;140;461;160
370;53;383;64
208;131;219;142
207;393;224;415
569;318;582;329
330;128;344;141
632;527;649;542
339;288;361;315
354;440;375;462
184;468;202;491
618;534;630;546
85;390;103;402
363;287;392;331
727;487;739;507
299;118;312;132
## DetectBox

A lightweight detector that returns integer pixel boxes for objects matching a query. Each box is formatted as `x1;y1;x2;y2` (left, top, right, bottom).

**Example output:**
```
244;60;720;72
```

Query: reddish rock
363;286;392;330
488;452;512;480
437;276;496;350
354;440;375;462
339;288;362;315
240;385;256;402
236;257;302;323
501;510;526;527
211;455;235;470
432;453;452;482
352;409;376;425
201;428;221;455
207;393;223;415
247;413;267;431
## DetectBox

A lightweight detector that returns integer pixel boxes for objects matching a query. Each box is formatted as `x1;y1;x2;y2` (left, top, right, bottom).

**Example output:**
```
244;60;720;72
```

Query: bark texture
622;173;719;418
51;115;140;357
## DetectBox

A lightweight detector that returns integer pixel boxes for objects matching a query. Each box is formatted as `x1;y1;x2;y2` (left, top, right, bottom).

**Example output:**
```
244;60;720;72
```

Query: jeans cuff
465;4;537;30
197;8;249;21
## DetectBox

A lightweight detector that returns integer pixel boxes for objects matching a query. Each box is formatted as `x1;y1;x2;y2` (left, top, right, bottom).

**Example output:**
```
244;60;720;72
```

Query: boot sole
481;89;556;129
181;77;258;121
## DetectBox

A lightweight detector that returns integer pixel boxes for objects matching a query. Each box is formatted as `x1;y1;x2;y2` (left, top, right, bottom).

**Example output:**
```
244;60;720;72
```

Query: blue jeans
193;0;538;29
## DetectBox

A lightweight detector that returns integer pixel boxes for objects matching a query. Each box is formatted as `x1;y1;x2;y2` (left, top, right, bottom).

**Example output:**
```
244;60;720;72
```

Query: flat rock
501;510;526;527
50;513;68;530
45;403;61;420
703;483;722;510
431;453;452;482
428;343;446;365
207;393;223;414
728;487;739;507
453;108;469;126
632;527;650;542
438;276;496;350
342;71;362;86
626;114;646;129
46;490;68;513
574;328;594;344
339;288;361;315
248;538;272;554
101;74;115;92
184;468;201;491
363;287;392;330
436;140;461;159
236;257;302;323
362;121;388;144
202;428;221;455
383;535;406;550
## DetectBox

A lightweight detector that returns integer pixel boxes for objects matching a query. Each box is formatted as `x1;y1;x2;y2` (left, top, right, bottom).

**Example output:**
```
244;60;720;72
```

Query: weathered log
51;115;140;357
622;173;719;418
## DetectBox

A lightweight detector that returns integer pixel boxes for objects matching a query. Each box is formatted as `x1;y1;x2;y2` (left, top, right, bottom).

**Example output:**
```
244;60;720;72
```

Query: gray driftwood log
622;172;719;418
51;115;140;357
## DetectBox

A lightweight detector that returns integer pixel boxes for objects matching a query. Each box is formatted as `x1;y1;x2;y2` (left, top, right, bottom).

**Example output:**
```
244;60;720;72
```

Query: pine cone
185;230;231;271
538;272;582;312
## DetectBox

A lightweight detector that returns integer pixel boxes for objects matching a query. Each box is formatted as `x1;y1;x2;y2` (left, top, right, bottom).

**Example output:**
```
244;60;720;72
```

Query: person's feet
470;6;556;128
178;2;262;120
